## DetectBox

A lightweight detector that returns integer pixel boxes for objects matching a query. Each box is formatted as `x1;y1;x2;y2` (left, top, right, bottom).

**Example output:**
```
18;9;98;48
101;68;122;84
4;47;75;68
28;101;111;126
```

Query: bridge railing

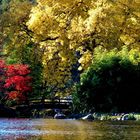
15;98;73;110
29;98;72;103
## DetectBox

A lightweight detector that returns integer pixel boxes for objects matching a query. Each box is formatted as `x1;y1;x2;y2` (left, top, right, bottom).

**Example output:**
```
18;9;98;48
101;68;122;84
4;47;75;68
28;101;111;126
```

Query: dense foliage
0;0;140;112
0;60;32;103
1;0;139;98
73;47;140;113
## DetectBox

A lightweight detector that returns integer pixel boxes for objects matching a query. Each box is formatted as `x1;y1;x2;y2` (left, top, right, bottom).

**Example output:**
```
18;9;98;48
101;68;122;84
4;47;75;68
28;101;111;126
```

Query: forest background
0;0;140;113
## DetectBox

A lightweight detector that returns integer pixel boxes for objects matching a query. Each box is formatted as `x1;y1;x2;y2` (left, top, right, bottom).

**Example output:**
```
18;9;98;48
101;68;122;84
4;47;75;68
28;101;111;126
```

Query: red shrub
0;60;32;102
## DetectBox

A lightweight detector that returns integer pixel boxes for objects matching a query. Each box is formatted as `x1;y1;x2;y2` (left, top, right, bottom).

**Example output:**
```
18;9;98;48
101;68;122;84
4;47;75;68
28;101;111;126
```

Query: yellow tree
26;0;107;95
0;0;33;63
0;0;139;98
3;0;137;98
26;0;140;97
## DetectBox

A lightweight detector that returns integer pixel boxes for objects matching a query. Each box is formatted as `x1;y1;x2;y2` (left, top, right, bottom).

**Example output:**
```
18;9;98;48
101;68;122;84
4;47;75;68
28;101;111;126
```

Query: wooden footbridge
16;98;73;111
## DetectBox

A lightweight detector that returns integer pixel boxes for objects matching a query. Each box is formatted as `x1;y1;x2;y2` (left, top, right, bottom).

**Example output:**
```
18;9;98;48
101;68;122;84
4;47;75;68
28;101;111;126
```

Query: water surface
0;118;140;140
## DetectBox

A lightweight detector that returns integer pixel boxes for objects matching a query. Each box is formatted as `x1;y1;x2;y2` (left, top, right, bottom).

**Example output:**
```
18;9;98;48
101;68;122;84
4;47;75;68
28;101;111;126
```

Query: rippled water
0;119;140;140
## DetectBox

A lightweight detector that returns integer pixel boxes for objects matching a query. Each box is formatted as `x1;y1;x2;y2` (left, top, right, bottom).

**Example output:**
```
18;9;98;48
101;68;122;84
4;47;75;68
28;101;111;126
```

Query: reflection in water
0;119;140;140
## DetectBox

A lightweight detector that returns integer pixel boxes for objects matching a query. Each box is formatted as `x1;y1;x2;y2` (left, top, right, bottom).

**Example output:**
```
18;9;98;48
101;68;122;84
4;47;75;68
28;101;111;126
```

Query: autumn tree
27;0;140;94
4;64;32;102
0;60;32;104
1;0;140;98
0;0;33;62
26;0;103;96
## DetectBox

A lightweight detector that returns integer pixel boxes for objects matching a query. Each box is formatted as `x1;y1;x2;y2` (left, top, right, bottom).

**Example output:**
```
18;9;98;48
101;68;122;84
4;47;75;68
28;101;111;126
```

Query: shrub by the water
73;47;140;113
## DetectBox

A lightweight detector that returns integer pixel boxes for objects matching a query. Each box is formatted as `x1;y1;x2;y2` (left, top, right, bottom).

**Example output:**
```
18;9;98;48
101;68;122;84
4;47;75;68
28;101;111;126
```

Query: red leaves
4;76;32;92
7;91;19;100
7;91;27;101
6;64;30;76
0;60;32;102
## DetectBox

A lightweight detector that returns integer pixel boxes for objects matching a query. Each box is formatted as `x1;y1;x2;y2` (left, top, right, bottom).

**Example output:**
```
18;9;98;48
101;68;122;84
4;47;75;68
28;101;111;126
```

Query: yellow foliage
2;0;139;94
0;0;32;62
25;0;140;90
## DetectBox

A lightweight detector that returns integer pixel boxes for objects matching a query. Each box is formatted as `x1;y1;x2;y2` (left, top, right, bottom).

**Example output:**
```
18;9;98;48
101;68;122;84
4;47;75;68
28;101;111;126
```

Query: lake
0;118;140;140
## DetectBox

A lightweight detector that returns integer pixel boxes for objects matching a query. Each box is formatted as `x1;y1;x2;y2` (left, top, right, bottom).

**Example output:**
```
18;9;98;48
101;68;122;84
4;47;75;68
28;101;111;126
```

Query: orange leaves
7;91;27;101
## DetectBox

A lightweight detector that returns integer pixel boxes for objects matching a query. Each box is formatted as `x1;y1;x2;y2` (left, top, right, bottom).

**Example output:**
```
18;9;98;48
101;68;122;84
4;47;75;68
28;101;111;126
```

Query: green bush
73;47;140;113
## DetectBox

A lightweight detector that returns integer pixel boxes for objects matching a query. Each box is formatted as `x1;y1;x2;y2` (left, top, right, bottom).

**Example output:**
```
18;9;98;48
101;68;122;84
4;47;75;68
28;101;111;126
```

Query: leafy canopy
0;0;140;99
